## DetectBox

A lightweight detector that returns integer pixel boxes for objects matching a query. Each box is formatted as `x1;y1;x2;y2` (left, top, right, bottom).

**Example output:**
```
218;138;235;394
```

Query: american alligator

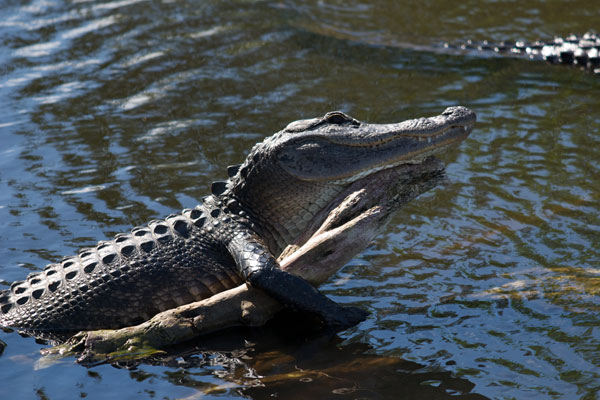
0;106;475;332
302;27;599;75
448;31;600;74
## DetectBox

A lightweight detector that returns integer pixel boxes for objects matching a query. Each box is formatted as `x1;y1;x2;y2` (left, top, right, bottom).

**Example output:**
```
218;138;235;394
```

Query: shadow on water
1;313;489;399
76;313;489;399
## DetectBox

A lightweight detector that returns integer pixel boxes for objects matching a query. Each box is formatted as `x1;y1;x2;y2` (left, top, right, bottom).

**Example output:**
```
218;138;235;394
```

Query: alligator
445;31;600;74
0;106;476;333
300;26;600;75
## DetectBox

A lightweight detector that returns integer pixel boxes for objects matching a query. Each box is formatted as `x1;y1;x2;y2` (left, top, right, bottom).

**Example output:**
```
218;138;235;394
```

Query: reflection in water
91;317;489;399
0;0;599;399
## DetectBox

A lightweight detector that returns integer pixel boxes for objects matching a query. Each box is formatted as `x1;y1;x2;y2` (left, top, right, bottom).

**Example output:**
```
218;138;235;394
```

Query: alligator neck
230;179;346;257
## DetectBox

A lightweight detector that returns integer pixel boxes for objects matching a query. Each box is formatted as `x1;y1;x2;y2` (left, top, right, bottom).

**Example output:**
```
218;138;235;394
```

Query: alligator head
227;106;476;254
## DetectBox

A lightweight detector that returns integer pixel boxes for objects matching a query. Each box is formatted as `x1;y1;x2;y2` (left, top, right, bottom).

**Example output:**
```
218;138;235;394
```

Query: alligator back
0;206;243;331
446;31;600;74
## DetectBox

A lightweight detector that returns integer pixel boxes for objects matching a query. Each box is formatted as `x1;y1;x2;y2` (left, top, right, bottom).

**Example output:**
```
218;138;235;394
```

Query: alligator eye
323;111;356;125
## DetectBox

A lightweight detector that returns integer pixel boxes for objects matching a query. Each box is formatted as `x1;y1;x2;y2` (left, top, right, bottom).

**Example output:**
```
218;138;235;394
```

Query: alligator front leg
227;231;368;331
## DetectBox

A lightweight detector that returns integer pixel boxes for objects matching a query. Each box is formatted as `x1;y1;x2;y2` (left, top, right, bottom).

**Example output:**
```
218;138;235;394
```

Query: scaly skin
0;106;476;332
446;31;600;74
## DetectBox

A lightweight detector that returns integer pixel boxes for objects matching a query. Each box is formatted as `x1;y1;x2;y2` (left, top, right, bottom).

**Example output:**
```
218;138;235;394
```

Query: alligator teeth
415;135;435;143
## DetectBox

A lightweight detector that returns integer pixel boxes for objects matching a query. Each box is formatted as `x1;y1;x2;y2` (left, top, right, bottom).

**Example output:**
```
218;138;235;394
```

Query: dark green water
0;1;599;399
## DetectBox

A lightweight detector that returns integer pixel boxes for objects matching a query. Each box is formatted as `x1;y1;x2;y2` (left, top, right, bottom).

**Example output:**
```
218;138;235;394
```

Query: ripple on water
0;0;599;399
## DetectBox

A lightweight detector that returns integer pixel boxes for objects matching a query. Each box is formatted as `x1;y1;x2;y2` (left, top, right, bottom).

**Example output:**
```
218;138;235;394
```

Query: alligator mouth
407;123;472;142
401;122;474;158
335;121;474;184
325;106;476;147
278;106;476;184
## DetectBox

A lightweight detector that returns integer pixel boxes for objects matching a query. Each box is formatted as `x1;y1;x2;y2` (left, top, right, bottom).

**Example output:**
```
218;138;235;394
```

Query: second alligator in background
447;31;600;74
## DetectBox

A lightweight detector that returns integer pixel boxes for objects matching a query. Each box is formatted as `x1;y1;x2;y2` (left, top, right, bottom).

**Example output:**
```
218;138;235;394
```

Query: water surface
0;0;599;399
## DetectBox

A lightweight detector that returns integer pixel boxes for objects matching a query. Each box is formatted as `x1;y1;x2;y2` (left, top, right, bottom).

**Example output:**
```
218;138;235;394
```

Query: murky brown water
0;1;598;399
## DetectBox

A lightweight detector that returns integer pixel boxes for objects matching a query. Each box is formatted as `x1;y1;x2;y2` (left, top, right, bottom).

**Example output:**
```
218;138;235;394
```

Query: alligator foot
321;305;369;332
248;266;369;332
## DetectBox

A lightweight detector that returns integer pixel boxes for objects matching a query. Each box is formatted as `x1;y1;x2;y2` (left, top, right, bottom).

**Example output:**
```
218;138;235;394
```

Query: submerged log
43;159;445;364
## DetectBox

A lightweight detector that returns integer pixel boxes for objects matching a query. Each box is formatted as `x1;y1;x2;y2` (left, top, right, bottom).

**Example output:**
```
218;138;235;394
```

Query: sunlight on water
0;0;598;399
14;41;61;57
61;15;117;40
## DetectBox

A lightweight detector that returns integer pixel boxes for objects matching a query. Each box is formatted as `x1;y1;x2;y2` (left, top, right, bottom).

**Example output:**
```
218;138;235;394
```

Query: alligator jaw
332;121;474;184
275;106;476;183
